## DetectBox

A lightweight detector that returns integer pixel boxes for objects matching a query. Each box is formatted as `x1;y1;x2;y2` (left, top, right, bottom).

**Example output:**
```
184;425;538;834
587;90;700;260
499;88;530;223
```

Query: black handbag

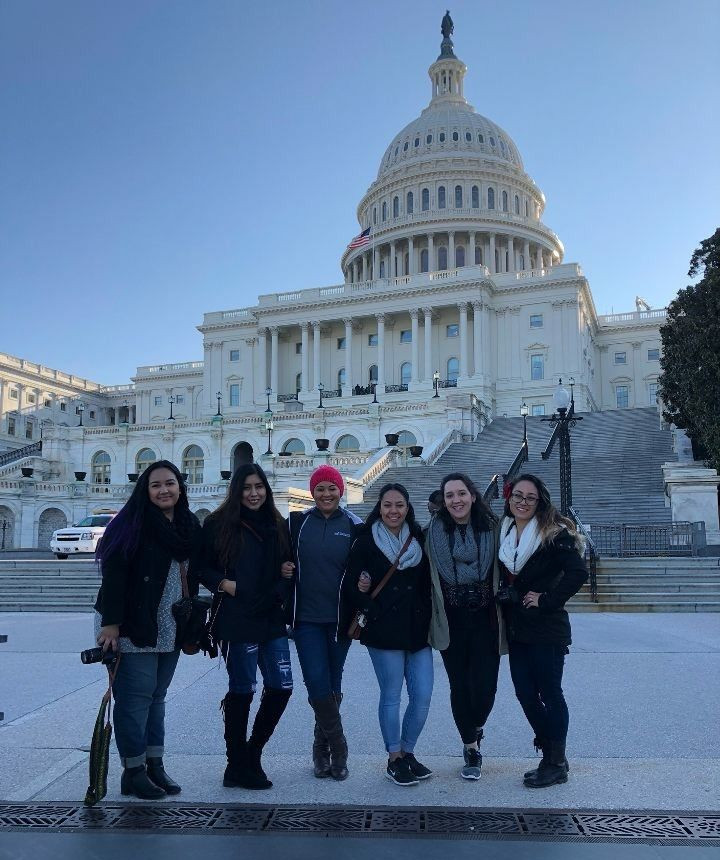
172;561;213;655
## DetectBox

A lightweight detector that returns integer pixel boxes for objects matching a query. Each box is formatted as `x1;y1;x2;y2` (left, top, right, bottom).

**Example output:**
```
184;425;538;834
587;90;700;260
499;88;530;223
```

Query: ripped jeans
225;638;293;695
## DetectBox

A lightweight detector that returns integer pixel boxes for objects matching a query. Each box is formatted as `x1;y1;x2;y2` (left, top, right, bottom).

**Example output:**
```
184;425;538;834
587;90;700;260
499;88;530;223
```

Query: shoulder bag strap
369;534;413;599
179;560;190;598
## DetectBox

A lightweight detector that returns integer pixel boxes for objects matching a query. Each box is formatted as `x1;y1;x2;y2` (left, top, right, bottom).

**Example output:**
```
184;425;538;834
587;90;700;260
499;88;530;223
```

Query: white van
50;511;117;559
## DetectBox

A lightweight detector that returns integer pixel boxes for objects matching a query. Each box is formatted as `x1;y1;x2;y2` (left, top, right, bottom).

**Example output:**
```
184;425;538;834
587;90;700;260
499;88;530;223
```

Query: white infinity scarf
371;520;423;570
498;516;542;574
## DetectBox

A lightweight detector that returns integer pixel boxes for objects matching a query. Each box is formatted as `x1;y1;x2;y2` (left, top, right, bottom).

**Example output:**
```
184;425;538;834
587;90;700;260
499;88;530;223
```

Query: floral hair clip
502;481;513;500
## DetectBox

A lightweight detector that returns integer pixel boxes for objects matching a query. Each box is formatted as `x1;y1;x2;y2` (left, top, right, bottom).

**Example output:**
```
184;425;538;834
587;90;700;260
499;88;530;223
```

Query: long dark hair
96;460;191;562
364;482;424;541
206;463;288;567
438;471;497;533
502;473;578;546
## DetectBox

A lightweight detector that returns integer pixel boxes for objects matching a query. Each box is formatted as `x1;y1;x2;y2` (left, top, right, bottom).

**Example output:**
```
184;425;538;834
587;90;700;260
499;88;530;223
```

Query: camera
496;585;519;606
80;646;118;667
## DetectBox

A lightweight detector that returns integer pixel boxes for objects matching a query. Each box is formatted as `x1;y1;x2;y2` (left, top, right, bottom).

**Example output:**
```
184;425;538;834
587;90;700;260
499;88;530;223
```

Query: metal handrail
482;439;528;502
482;473;499;502
540;421;561;460
569;505;598;602
0;441;42;468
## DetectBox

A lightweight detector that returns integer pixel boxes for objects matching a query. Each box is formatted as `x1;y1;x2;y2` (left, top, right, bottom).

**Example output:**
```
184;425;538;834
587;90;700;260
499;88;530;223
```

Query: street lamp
520;401;529;447
264;415;274;456
216;390;223;416
372;381;378;404
318;382;325;409
542;379;583;515
265;387;272;412
76;401;86;427
432;370;440;398
167;395;176;421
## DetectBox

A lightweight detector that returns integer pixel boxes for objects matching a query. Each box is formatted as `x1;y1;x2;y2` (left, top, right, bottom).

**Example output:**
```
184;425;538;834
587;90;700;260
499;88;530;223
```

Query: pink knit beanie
309;465;345;496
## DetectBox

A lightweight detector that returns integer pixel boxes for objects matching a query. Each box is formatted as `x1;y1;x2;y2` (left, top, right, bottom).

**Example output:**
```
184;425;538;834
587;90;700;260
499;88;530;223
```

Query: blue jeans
224;638;293;695
508;640;569;743
293;621;351;700
111;650;180;768
367;646;433;755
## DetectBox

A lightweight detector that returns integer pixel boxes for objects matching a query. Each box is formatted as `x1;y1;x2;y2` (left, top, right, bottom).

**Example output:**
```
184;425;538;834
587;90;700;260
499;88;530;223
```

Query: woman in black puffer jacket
497;473;587;788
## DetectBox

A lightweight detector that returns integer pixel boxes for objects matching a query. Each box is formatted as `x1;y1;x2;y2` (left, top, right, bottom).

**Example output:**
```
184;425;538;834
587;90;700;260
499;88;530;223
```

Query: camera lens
80;647;104;665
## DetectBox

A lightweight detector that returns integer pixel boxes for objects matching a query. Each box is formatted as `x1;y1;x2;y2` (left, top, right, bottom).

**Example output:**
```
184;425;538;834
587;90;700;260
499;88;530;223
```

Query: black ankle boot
146;758;181;795
121;765;166;799
524;737;570;780
524;741;569;788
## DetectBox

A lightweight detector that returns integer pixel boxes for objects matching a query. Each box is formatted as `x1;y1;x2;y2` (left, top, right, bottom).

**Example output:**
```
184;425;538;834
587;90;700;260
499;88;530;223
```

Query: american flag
347;226;371;249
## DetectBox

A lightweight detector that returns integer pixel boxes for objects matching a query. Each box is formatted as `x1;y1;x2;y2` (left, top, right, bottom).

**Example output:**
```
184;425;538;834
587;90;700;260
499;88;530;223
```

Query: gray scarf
428;515;493;585
371;521;423;570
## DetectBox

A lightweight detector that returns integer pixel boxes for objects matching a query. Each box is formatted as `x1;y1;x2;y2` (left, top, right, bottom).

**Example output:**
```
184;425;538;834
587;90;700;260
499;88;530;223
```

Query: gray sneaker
461;746;482;780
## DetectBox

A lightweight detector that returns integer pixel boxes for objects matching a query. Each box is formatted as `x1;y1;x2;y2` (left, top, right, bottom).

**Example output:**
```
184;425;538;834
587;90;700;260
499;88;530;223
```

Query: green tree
659;228;720;470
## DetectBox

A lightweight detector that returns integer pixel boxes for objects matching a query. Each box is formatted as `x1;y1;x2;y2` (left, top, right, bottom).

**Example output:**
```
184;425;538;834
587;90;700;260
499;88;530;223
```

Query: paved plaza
0;611;718;811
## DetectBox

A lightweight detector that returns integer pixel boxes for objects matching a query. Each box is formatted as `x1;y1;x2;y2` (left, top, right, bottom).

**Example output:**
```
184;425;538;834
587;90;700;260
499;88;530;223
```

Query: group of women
94;458;587;798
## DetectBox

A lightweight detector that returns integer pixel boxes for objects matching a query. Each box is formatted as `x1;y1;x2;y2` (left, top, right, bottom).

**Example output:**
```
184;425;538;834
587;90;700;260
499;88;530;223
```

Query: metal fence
588;521;706;557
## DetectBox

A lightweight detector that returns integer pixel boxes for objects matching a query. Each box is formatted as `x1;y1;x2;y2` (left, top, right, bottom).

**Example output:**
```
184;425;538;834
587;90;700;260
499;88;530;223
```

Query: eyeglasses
510;492;539;505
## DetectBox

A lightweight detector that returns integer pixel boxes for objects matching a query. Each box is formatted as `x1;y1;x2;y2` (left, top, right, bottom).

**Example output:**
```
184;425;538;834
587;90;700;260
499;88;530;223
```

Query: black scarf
144;504;198;562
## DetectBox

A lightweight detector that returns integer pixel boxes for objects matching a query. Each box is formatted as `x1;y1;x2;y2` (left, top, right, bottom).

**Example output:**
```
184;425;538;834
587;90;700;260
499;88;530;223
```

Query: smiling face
443;479;475;524
241;474;267;511
380;489;408;535
313;481;341;516
508;479;540;525
147;467;180;519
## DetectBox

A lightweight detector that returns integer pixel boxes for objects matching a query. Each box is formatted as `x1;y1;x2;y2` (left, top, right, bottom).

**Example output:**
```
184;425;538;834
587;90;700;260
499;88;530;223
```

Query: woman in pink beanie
287;464;362;780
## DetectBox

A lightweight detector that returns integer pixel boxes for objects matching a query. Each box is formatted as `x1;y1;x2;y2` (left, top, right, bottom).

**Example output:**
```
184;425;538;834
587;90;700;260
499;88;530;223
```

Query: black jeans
508;640;569;744
440;606;500;745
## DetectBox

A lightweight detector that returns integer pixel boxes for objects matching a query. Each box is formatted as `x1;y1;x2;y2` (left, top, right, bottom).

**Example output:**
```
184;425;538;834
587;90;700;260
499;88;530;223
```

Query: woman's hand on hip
97;624;120;652
280;561;296;579
522;590;541;609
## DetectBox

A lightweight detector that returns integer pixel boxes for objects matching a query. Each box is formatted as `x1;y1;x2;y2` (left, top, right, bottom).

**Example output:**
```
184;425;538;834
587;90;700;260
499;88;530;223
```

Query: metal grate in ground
0;803;718;845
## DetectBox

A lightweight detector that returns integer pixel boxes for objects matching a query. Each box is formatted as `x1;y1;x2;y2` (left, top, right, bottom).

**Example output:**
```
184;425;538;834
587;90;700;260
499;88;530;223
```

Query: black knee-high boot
246;687;292;788
221;691;267;790
310;697;331;778
310;695;348;781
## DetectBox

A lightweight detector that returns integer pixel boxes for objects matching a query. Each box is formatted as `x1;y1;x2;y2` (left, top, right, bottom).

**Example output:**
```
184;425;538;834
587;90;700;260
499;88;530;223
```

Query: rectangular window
614;351;627;364
154;396;162;407
368;334;378;346
60;402;66;412
8;417;15;435
648;348;660;361
89;410;95;419
531;404;545;416
616;385;629;408
9;389;18;400
229;349;240;361
175;394;185;405
44;399;51;408
337;337;346;350
295;342;302;355
400;329;412;343
229;384;240;406
529;314;543;328
648;383;659;404
25;422;33;439
27;392;36;404
531;354;544;380
446;324;459;338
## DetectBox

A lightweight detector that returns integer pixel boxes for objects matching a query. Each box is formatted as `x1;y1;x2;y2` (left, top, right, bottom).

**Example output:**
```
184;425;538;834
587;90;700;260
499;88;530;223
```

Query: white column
427;233;434;272
300;322;309;394
343;317;353;394
312;321;321;391
362;254;367;281
203;341;213;410
481;298;491;379
448;231;455;269
258;328;267;397
507;236;515;272
510;308;521;378
523;239;530;271
472;301;482;377
389;241;396;278
373;247;379;279
489;233;496;274
423;307;432;383
410;310;419;384
469;231;476;266
270;327;279;398
536;245;543;269
408;237;415;275
376;313;386;393
458;303;468;379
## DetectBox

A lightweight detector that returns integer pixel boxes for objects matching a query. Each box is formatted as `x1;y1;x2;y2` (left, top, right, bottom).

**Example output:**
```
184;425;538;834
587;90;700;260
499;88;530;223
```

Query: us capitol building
0;18;666;548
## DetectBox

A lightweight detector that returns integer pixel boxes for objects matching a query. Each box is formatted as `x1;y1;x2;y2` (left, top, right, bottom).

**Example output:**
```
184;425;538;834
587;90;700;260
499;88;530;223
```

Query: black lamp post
520;401;529;447
77;401;85;427
432;370;440;398
0;520;7;550
264;415;274;456
167;395;176;421
372;382;378;404
318;382;325;409
265;387;272;412
216;390;223;416
541;379;583;515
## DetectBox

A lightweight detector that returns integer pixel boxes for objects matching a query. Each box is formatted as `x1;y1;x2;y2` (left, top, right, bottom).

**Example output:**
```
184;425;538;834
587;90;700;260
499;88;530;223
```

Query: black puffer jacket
342;532;431;653
501;528;587;646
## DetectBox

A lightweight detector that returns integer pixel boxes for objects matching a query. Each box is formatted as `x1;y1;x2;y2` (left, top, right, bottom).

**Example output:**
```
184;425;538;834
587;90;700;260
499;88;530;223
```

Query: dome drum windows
420;248;429;272
454;185;462;208
439;132;446;142
406;191;414;214
465;131;472;142
438;186;446;209
452;131;459;142
382;201;387;221
514;194;520;215
471;186;479;208
455;246;465;267
438;246;448;270
487;187;495;210
426;133;432;144
421;188;430;211
502;191;508;212
393;196;399;218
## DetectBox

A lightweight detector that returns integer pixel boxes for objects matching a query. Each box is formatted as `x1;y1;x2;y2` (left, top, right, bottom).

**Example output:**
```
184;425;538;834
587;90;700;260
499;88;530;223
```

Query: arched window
414;136;419;148
282;438;305;455
182;445;204;484
487;187;495;209
91;451;111;484
403;141;408;151
502;190;508;212
514;194;520;214
397;430;417;447
439;131;446;142
438;186;446;209
447;358;460;382
295;372;302;392
382;201;387;221
421;188;430;211
373;206;377;224
400;362;412;386
525;199;529;217
337;368;346;389
475;245;482;265
135;448;156;475
471;185;479;208
379;260;385;278
426;133;432;144
454;185;462;207
406;191;413;213
420;249;429;272
465;131;471;142
336;434;360;452
393;196;399;218
456;246;465;267
368;364;378;383
194;508;212;525
478;133;484;143
438;246;448;270
452;131;459;141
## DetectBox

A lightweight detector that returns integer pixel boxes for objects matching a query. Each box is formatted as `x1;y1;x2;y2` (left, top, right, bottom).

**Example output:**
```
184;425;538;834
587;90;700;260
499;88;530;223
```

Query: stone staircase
349;407;674;527
0;559;100;611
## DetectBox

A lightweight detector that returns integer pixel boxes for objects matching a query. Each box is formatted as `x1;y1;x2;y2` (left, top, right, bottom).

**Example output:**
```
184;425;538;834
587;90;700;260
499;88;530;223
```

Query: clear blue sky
1;0;718;383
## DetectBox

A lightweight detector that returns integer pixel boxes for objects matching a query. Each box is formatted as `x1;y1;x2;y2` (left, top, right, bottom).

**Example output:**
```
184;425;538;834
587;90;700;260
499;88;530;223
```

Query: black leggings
440;607;500;745
508;640;569;744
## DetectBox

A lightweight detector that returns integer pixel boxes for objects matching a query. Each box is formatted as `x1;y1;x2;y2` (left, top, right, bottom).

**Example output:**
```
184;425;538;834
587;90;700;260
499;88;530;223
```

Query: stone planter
315;438;330;451
220;470;231;481
385;433;399;447
20;467;34;478
127;473;139;483
409;445;423;458
74;471;86;482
